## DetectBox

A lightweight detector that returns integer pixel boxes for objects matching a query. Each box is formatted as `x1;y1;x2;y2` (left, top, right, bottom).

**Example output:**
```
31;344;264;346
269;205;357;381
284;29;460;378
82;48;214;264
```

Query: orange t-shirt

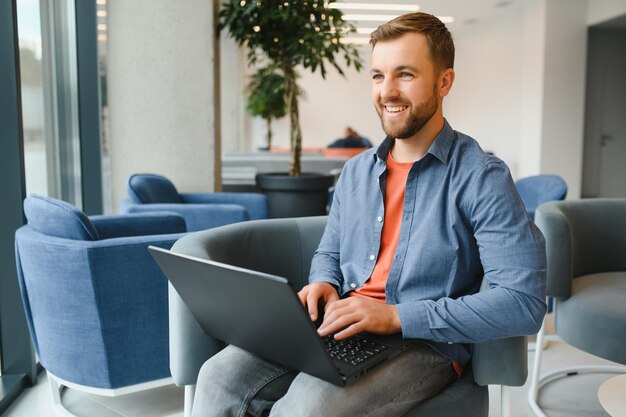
350;152;463;377
351;152;413;302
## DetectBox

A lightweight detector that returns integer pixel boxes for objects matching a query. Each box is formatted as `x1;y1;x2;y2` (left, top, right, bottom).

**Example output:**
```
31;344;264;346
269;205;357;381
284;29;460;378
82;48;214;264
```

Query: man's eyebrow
369;65;420;74
396;65;419;73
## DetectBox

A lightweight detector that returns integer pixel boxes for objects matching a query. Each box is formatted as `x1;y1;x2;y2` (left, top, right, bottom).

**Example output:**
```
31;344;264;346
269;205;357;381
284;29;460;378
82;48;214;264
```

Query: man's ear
439;68;455;98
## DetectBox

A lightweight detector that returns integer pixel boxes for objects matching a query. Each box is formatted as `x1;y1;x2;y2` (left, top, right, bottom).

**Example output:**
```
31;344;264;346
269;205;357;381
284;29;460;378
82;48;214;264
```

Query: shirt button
395;255;401;260
377;216;383;222
369;255;376;261
350;282;357;289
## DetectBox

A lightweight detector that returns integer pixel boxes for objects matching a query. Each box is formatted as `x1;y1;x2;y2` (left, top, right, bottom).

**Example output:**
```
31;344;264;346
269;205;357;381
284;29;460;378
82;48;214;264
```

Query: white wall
220;36;247;154
519;0;547;179
588;0;626;25
108;0;218;209
539;0;589;198
244;45;385;151
446;2;525;178
223;1;626;197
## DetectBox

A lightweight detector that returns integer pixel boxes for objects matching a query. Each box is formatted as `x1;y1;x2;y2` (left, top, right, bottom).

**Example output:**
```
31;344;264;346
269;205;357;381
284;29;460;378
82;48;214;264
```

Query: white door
598;65;626;197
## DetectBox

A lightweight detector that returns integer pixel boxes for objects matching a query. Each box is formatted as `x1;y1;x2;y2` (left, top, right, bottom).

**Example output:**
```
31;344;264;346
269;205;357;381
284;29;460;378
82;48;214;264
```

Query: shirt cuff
396;300;432;339
308;274;342;290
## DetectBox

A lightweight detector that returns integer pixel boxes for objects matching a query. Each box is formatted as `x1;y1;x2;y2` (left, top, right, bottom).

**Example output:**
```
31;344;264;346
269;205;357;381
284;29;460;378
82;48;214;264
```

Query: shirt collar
427;119;455;164
373;119;456;165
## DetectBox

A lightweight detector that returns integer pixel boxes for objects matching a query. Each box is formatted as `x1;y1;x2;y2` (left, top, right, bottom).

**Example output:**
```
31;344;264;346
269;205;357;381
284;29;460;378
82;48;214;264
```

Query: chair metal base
527;316;626;417
184;385;195;417
48;372;173;417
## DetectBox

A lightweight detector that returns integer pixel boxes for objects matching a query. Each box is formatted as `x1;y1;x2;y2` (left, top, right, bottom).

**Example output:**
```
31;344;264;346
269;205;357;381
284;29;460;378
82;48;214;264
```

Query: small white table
598;374;626;417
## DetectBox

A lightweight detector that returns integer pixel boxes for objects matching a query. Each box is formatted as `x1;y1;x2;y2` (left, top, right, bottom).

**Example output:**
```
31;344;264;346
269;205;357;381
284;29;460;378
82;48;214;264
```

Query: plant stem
283;64;301;176
267;115;272;150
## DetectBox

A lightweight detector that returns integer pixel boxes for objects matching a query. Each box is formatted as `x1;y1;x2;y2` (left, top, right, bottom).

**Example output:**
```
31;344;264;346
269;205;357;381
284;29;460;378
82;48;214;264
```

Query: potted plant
220;0;363;217
245;65;288;151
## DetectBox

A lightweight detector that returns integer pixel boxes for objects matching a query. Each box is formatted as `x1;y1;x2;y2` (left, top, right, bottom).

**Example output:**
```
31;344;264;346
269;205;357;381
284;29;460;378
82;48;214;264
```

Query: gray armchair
169;217;528;417
528;199;626;416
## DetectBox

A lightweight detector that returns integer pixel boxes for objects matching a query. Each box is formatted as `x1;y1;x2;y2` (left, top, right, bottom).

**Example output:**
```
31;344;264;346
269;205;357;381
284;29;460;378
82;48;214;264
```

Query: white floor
2;338;621;417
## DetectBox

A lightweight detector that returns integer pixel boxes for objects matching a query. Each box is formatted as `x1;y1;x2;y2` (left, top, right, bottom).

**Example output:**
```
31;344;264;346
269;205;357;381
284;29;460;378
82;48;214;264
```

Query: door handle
600;134;613;147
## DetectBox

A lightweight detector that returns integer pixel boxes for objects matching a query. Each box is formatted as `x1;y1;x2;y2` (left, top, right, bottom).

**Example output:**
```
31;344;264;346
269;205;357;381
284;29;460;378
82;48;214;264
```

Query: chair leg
184;384;195;417
500;385;511;417
527;313;626;417
48;376;80;417
528;299;558;352
528;314;547;416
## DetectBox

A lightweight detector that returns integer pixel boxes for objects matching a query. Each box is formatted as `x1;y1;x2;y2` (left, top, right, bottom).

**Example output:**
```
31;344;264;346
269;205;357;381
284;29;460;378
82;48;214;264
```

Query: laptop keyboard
323;335;389;366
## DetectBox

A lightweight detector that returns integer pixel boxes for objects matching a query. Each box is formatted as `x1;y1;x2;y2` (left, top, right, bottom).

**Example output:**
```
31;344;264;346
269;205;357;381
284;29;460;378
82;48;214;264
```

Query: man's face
371;32;441;140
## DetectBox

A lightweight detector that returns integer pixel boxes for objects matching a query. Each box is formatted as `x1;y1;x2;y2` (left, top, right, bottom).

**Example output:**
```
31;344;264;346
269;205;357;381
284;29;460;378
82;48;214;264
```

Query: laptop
149;246;415;386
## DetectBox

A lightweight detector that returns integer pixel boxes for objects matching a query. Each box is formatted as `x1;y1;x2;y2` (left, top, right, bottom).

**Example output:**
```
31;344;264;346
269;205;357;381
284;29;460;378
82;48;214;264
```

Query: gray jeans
191;342;457;417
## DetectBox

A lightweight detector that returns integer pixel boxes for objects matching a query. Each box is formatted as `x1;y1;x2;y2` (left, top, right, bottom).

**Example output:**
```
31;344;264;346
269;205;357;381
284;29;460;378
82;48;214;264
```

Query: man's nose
380;79;400;101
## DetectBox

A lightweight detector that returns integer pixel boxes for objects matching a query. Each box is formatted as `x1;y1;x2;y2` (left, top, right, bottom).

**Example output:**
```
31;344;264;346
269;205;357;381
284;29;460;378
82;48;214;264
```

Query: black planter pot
256;172;335;218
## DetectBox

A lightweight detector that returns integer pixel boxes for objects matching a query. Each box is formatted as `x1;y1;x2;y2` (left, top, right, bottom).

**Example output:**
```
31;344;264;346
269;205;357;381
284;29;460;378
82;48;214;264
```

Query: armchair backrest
535;199;626;299
24;194;99;240
169;216;527;388
515;175;567;220
127;173;182;204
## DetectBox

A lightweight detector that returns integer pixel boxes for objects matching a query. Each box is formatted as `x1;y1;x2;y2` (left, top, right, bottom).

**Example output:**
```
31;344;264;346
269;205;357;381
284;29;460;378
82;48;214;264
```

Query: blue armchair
515;175;567;220
15;194;187;416
120;173;268;231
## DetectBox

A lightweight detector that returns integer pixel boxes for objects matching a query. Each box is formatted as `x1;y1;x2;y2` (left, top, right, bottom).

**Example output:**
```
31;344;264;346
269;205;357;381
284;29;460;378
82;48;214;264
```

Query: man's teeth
385;105;408;113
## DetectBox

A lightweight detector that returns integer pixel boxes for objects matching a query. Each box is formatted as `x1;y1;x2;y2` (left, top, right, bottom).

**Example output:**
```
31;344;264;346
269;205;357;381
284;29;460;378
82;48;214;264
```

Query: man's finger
297;287;308;306
334;323;361;340
318;312;360;337
306;291;319;321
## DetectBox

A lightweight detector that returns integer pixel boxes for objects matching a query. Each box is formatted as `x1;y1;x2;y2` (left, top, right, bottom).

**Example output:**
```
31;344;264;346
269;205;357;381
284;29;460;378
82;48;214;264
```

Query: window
0;0;102;411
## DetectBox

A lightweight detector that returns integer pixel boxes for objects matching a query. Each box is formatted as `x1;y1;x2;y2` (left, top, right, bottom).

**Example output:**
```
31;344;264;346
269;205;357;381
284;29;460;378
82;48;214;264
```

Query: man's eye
400;72;414;78
371;74;383;80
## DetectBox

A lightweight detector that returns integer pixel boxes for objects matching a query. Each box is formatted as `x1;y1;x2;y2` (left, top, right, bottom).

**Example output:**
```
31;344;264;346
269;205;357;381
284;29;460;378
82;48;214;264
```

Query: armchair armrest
534;202;572;299
123;203;249;232
472;336;527;387
168;283;226;386
471;278;528;387
181;192;268;220
90;212;186;240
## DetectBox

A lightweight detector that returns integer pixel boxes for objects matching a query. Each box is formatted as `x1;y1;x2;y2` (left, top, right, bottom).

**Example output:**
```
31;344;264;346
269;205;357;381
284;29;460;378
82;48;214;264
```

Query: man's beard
377;86;439;140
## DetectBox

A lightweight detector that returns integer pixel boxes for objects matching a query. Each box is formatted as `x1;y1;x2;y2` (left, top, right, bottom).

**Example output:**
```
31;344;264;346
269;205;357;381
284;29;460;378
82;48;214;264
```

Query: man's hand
297;282;340;322
317;296;401;340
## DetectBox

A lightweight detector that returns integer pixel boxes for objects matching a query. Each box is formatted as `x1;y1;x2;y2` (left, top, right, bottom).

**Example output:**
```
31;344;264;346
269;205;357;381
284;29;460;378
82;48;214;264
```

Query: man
327;127;374;148
191;12;546;417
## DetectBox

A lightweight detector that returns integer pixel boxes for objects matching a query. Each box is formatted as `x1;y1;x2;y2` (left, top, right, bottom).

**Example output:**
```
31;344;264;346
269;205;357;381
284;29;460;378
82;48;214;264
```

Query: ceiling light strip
329;3;420;12
343;14;454;23
340;37;372;45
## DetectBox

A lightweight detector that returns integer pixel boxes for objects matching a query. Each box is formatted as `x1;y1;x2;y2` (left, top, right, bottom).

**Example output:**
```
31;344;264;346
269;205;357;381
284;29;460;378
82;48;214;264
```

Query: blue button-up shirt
309;120;547;365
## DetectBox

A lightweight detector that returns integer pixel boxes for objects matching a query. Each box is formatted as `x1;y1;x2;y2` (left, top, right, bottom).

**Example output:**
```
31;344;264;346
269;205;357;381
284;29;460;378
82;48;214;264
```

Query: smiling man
191;12;547;417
